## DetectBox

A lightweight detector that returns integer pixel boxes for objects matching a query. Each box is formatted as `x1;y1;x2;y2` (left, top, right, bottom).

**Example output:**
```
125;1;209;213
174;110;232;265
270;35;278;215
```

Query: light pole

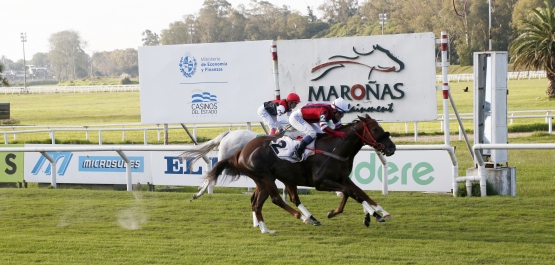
20;32;27;90
188;24;195;44
488;0;492;50
379;13;388;35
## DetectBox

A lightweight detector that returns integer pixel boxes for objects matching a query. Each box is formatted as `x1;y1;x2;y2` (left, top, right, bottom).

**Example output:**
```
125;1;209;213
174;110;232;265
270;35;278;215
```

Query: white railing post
50;131;55;144
143;129;148;145
98;131;103;145
414;122;419;142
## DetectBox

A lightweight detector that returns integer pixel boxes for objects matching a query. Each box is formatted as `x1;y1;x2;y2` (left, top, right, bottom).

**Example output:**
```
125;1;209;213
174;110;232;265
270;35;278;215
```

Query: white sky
1;0;324;62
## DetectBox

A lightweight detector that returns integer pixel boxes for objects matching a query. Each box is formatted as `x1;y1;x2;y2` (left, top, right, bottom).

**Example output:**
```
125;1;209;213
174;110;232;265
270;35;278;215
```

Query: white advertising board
148;150;262;188
24;145;153;185
351;149;452;192
139;40;276;124
277;33;437;122
22;145;451;192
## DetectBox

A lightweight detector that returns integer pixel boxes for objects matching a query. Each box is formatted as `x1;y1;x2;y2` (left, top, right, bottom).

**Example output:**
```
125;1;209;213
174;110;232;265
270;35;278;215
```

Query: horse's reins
352;119;389;151
308;119;390;162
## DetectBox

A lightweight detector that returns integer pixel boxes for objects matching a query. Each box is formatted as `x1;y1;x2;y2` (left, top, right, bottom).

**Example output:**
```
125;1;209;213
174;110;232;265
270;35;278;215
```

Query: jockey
258;93;301;135
288;97;350;159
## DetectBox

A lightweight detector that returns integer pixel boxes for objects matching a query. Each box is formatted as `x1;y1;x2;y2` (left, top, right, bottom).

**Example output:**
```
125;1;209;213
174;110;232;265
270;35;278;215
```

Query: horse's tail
204;150;243;185
180;131;231;166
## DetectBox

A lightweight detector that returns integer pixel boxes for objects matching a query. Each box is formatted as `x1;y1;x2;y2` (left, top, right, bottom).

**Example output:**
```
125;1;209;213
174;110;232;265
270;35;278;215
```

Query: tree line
1;0;554;84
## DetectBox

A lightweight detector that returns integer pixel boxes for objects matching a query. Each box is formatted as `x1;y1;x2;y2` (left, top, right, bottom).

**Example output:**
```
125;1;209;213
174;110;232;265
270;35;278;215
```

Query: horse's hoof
327;210;335;219
382;215;393;221
310;216;322;226
364;213;371;227
372;212;391;223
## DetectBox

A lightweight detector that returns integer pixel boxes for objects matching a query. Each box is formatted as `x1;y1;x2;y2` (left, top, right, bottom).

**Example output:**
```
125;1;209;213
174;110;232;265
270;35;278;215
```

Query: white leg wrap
301;214;310;223
374;205;390;217
336;191;344;197
297;204;312;218
258;221;276;234
252;212;259;227
362;201;375;215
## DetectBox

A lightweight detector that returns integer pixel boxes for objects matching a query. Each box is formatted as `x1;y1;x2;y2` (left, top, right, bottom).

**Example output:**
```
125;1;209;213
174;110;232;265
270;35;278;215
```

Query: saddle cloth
269;136;315;163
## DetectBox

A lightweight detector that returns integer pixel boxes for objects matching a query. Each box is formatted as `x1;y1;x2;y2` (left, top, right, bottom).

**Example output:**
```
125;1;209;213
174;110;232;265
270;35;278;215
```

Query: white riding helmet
332;98;350;114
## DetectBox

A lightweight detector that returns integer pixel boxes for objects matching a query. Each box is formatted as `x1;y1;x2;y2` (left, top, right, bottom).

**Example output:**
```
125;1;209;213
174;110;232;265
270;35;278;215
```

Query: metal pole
441;32;451;145
488;0;492;50
20;32;27;90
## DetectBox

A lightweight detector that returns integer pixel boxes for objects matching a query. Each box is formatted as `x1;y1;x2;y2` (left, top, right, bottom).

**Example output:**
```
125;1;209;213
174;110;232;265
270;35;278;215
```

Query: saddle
269;136;316;163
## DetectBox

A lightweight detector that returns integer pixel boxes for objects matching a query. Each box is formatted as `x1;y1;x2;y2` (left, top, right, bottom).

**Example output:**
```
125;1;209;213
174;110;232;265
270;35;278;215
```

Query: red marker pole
441;31;450;145
271;41;280;100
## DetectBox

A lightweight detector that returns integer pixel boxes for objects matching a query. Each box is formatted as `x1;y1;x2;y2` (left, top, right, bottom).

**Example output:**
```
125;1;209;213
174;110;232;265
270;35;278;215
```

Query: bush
0;118;20;125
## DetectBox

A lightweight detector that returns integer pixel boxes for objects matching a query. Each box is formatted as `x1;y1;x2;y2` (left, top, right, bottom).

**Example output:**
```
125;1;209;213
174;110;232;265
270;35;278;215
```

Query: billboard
139;40;276;124
277;33;437;122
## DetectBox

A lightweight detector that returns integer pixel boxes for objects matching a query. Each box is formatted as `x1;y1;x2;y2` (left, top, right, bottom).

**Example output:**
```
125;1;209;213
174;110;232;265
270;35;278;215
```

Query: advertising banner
149;150;262;188
351;149;452;192
24;145;153;185
0;144;24;183
21;145;451;192
139;40;276;124
277;33;437;122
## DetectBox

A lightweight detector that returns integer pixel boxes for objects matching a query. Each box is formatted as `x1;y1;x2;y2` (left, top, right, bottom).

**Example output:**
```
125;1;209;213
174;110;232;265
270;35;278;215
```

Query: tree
110;49;139;77
31;53;49;68
0;62;9;87
160;20;193;44
47;30;88;81
509;1;555;98
318;0;359;24
141;30;160;46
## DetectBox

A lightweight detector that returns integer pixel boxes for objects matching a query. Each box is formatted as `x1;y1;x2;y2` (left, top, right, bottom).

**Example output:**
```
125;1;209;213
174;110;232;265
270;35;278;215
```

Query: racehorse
180;129;323;226
192;114;396;233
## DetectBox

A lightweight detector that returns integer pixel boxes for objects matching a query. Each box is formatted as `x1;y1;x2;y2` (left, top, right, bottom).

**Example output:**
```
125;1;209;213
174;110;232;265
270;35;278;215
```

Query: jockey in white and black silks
288;97;350;159
257;93;301;135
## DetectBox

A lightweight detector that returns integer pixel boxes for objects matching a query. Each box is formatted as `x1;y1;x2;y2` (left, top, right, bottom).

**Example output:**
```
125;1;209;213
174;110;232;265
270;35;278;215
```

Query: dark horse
195;114;396;233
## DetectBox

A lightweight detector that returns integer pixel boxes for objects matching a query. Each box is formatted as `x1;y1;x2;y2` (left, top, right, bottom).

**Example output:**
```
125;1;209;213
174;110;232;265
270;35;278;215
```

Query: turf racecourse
1;188;554;264
1;78;555;264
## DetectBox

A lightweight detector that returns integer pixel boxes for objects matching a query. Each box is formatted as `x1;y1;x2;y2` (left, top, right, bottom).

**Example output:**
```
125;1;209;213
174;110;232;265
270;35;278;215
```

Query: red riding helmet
286;93;301;103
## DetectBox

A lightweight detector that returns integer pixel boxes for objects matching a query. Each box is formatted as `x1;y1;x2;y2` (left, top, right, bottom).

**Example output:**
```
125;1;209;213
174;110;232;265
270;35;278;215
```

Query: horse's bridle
351;119;390;151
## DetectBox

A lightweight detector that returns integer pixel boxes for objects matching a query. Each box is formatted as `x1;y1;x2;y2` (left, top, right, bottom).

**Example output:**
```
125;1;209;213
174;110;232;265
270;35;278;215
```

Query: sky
1;0;325;62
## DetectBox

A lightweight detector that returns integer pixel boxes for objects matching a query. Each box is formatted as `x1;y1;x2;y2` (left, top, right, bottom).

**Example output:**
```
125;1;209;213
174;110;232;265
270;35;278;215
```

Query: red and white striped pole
271;41;280;100
441;31;450;145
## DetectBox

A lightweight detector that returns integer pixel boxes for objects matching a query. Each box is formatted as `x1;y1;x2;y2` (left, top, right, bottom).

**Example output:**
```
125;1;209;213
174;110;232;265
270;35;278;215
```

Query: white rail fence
1;85;139;94
435;71;547;83
470;143;555;197
1;123;262;145
1;110;553;145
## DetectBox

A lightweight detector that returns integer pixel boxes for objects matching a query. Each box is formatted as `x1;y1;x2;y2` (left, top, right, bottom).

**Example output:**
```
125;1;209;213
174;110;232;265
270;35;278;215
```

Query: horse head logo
311;44;405;83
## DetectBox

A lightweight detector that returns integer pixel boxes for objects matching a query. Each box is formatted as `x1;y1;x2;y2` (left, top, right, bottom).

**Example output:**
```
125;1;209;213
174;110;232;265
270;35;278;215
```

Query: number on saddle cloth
269;137;315;161
269;137;297;158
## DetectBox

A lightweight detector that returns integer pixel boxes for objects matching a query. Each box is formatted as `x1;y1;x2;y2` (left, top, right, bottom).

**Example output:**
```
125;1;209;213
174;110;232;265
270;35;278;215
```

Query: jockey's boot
295;135;314;159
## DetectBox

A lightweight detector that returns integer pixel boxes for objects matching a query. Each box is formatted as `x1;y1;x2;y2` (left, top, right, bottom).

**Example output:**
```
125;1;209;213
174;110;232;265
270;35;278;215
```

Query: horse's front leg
328;192;348;219
313;179;350;219
285;184;321;226
343;180;392;223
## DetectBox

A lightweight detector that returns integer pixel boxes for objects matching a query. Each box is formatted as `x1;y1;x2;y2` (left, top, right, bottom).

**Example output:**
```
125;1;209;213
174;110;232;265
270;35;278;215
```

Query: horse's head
354;114;396;156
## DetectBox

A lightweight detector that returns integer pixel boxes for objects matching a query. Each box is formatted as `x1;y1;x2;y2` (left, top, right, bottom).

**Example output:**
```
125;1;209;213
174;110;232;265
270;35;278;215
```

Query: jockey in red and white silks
257;93;301;135
288;98;350;159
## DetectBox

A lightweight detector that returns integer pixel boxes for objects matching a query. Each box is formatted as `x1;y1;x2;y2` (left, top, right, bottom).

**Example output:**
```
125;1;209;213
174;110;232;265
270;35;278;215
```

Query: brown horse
198;114;396;233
